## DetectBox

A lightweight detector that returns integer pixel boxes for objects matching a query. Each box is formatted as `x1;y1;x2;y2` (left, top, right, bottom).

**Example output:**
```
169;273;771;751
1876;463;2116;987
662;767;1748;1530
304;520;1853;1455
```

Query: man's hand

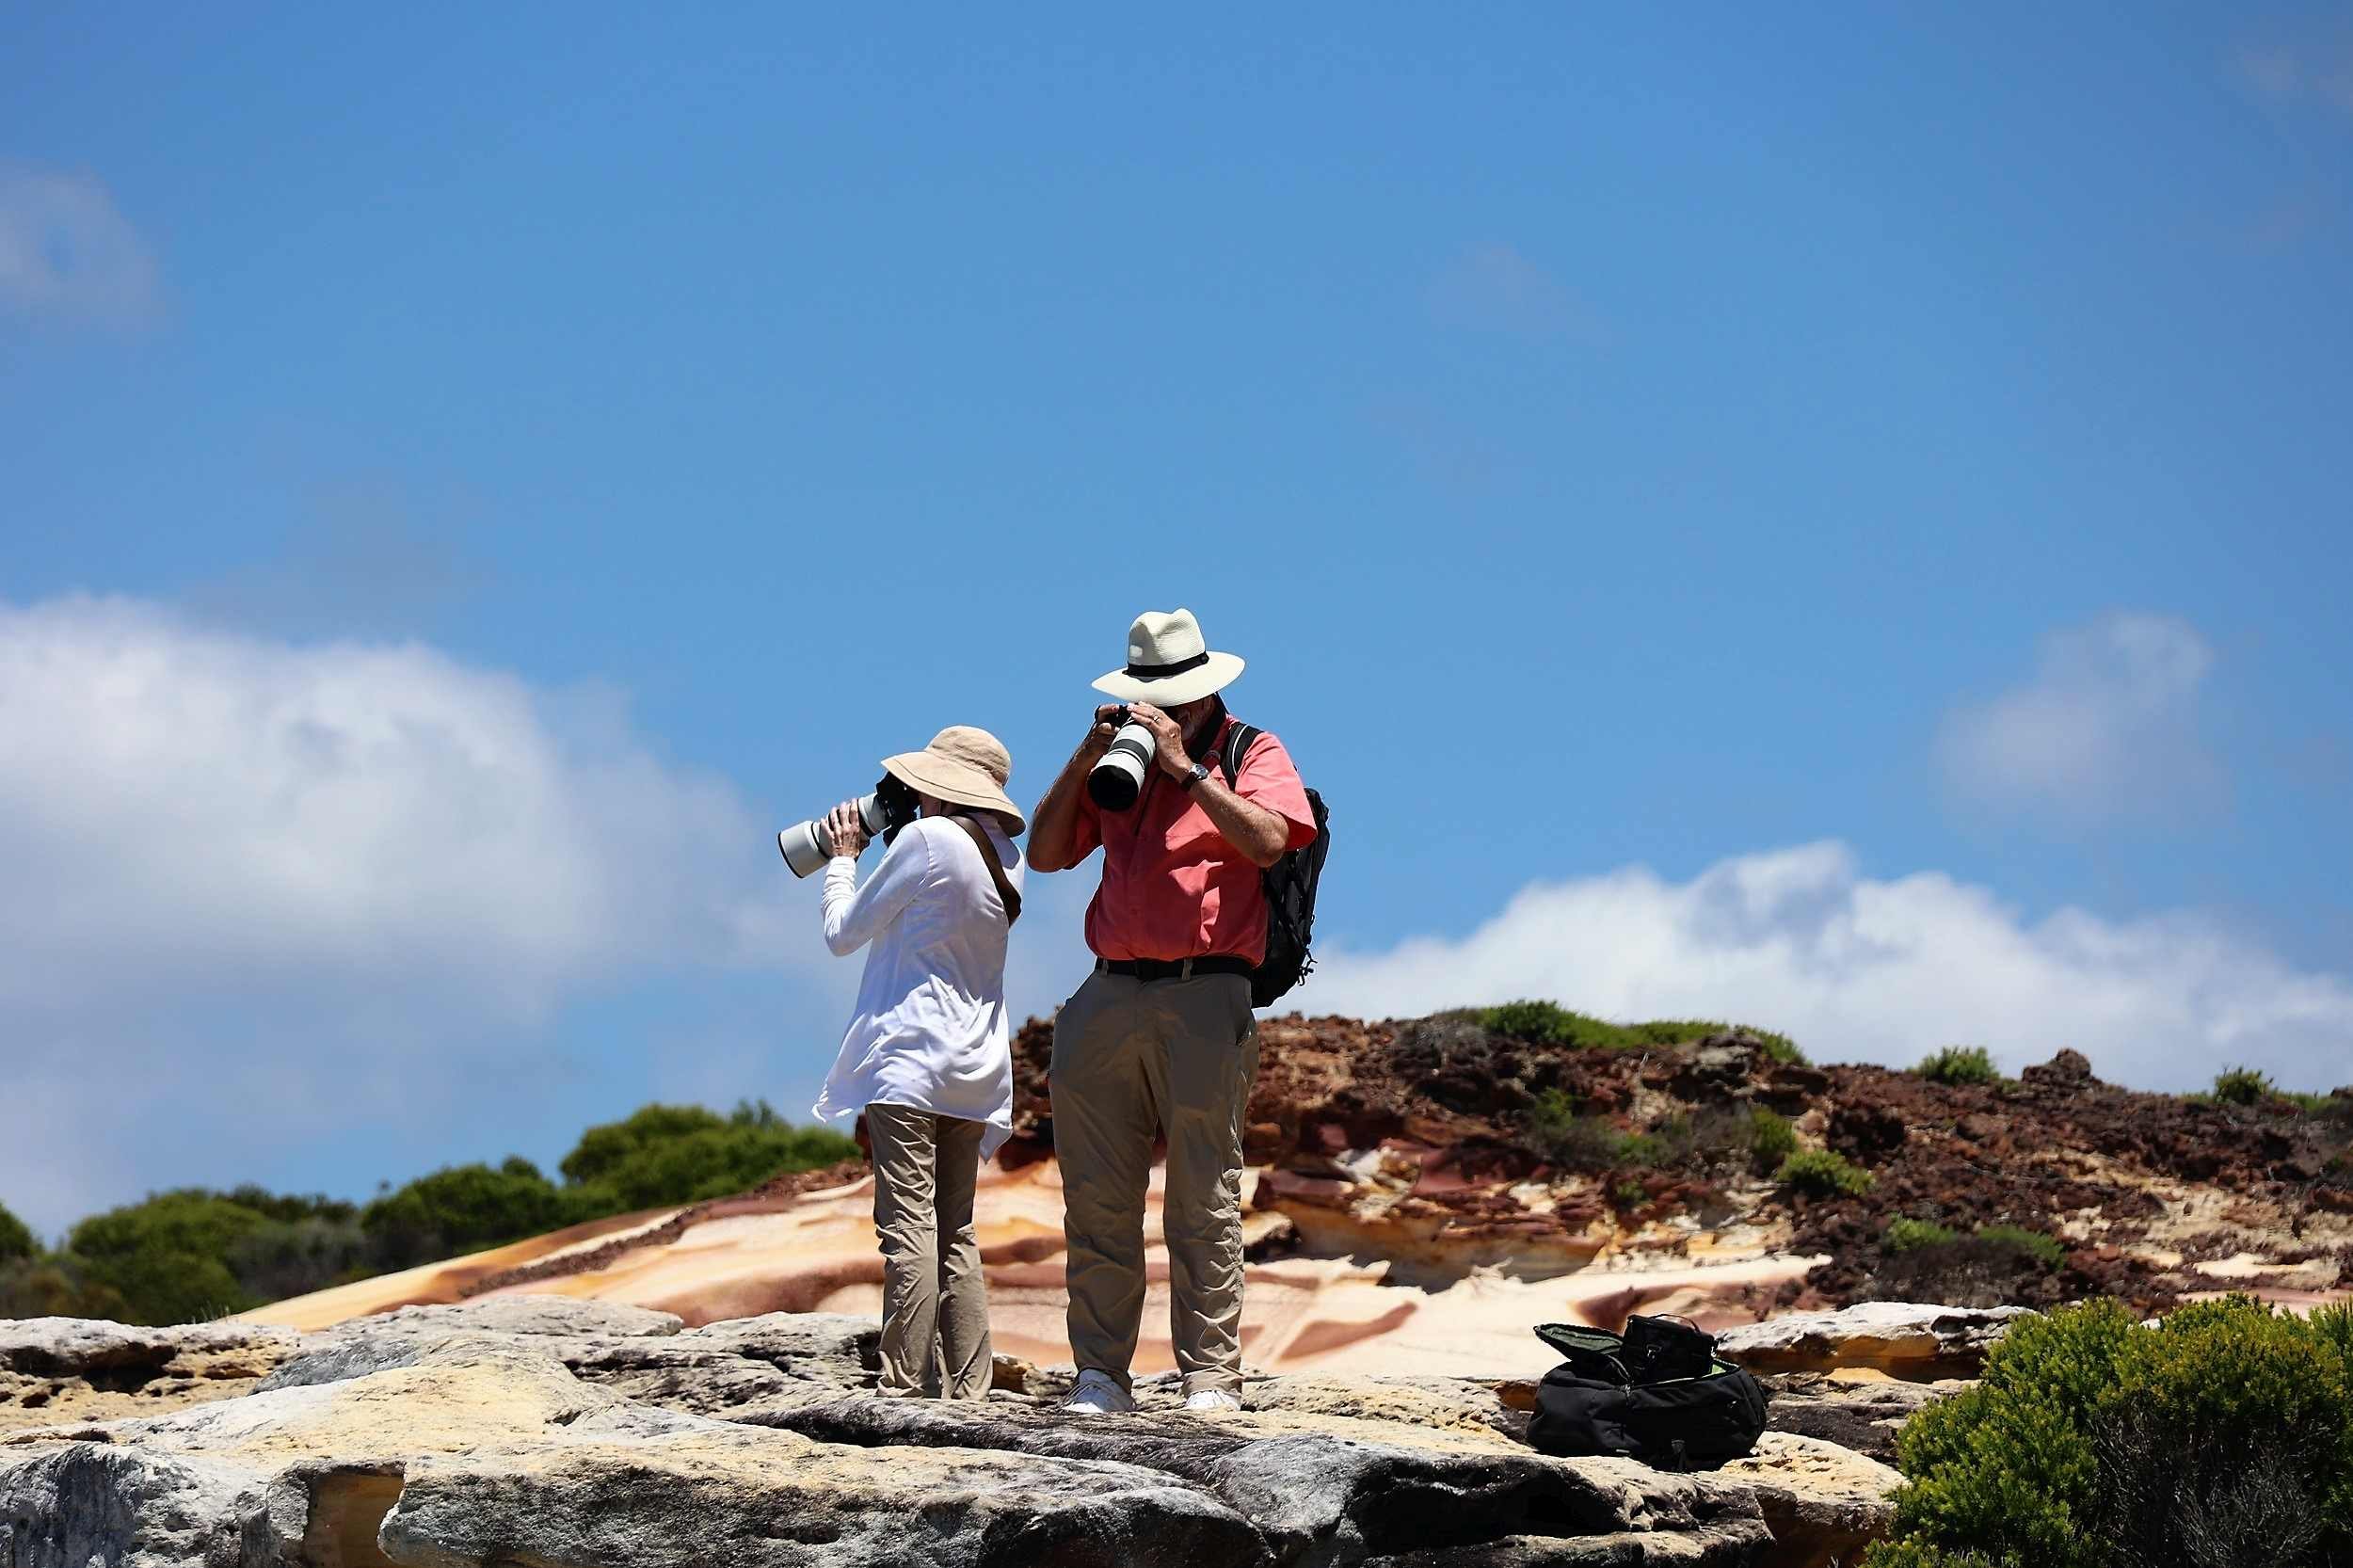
1077;704;1124;762
822;801;871;860
1120;701;1194;780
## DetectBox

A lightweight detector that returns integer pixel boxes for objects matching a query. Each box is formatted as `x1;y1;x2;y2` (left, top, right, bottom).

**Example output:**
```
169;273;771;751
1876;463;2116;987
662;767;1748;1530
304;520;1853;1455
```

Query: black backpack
1218;721;1329;1009
1525;1320;1768;1469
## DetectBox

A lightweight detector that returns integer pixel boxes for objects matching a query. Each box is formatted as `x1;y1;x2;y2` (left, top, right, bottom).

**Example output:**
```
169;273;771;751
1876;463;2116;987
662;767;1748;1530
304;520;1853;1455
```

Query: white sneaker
1058;1369;1135;1416
1182;1387;1242;1413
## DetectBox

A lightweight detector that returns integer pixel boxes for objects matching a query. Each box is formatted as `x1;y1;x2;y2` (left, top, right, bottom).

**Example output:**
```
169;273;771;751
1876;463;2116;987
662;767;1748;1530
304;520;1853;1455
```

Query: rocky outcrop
238;1015;2349;1367
0;1316;301;1435
1716;1303;2029;1380
1;1299;1900;1566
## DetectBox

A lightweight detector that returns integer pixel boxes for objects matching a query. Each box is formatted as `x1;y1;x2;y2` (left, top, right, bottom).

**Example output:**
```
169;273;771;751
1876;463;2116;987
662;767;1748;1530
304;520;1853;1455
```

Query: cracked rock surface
0;1297;1900;1566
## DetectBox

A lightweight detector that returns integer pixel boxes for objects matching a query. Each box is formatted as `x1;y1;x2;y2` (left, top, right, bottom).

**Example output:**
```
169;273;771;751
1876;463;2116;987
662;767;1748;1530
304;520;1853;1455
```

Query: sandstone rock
0;1317;303;1436
0;1317;300;1381
0;1307;1902;1567
1718;1303;2029;1379
328;1293;687;1340
1713;1432;1899;1568
1760;1372;1957;1463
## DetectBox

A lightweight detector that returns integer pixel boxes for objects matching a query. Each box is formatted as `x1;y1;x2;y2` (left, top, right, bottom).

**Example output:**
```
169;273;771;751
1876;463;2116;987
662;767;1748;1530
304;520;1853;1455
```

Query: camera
776;774;920;877
1086;706;1158;811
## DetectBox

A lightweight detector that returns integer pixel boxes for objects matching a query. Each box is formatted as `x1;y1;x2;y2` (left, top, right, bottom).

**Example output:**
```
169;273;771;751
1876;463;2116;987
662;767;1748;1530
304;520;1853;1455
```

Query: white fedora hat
880;726;1025;836
1091;607;1246;708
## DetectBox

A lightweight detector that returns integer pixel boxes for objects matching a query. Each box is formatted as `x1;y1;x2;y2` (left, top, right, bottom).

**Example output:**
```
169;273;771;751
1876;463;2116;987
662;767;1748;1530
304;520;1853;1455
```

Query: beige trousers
1049;968;1259;1395
865;1102;993;1399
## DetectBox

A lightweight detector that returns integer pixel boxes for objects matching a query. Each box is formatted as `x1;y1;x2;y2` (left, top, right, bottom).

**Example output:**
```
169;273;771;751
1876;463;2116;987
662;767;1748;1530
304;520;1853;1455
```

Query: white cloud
1306;840;2353;1095
0;596;825;1232
1936;613;2221;824
0;163;161;327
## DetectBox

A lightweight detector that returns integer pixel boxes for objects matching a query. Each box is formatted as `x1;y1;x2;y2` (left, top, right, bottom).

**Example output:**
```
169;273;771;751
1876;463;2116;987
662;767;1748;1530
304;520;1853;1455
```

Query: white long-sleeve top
810;814;1024;1158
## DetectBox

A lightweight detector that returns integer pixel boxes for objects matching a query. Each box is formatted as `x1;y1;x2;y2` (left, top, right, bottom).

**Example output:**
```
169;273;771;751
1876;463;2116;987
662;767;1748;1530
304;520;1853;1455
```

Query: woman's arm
821;823;933;955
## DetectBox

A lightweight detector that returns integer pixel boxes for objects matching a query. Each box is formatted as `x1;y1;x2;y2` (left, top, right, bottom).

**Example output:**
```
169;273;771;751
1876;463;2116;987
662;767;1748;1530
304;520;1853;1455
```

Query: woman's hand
823;801;871;860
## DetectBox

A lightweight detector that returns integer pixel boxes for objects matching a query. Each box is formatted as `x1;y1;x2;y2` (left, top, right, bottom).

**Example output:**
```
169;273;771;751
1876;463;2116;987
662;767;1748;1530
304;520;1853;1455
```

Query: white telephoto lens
776;792;880;878
1087;722;1157;811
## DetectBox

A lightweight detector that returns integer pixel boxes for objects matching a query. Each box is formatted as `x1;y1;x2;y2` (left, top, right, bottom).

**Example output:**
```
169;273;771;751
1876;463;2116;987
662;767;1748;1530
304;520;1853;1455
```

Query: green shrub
1474;1001;1807;1064
0;1201;35;1263
1865;1297;2353;1568
1611;1178;1647;1208
1916;1046;2001;1086
2212;1065;2276;1107
360;1157;569;1272
1748;1107;1798;1167
1884;1217;1960;1252
1776;1147;1873;1198
0;1254;129;1320
1973;1224;2067;1271
1526;1090;1662;1173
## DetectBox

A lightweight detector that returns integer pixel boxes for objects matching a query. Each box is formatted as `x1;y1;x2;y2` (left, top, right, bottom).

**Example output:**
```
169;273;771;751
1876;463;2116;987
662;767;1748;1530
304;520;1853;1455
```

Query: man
1027;608;1318;1415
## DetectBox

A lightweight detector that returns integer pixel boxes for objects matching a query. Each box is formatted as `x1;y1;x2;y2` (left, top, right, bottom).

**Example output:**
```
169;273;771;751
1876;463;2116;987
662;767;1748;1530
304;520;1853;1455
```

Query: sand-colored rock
0;1316;302;1435
1714;1303;2029;1379
1715;1432;1900;1568
238;1162;1821;1384
0;1300;1921;1565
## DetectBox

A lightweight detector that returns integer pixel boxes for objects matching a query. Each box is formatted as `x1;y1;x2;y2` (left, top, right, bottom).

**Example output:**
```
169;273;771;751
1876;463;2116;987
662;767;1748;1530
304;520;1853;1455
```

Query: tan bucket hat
880;726;1025;836
1091;607;1246;707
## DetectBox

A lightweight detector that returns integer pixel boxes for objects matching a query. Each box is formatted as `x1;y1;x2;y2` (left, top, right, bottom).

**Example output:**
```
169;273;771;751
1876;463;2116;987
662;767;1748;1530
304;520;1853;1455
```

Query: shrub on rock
1749;1107;1799;1168
1866;1296;2353;1567
1777;1148;1873;1198
2210;1065;2276;1107
1916;1046;2001;1086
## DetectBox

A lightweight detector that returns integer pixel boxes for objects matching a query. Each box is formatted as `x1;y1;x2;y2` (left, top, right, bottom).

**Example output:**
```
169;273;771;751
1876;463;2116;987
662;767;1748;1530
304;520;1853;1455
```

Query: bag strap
950;815;1022;926
1218;720;1262;791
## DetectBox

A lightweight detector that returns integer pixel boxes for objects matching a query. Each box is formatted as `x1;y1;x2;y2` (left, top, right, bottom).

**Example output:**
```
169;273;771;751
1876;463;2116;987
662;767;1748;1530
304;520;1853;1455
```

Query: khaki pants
866;1102;993;1399
1049;968;1259;1395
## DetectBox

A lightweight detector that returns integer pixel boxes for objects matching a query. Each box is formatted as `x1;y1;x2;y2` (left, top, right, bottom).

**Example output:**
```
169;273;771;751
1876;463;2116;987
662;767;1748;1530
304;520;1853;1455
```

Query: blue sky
5;5;2350;1235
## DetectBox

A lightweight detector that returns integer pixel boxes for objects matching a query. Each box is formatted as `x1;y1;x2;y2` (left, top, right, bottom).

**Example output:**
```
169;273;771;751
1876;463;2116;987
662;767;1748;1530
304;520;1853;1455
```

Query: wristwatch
1180;760;1210;792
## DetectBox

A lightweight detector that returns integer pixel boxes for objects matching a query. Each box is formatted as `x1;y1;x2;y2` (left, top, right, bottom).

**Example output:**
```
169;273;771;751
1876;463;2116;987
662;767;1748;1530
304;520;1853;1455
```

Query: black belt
1098;955;1255;982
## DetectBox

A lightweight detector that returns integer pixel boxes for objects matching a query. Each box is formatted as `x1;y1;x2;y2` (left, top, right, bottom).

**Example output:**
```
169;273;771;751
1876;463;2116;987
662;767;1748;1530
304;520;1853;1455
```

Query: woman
810;725;1026;1400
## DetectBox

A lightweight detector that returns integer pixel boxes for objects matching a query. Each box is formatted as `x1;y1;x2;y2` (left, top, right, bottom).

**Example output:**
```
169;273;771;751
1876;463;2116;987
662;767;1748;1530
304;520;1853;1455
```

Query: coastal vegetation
0;1101;854;1325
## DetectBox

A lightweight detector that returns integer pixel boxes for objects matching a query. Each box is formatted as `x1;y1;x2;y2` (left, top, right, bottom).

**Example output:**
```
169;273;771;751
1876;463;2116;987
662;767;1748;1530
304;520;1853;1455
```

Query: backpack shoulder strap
950;815;1021;926
1218;721;1262;790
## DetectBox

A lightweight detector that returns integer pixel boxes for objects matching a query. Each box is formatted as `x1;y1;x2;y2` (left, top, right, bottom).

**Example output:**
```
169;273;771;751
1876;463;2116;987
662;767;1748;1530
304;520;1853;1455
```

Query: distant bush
1864;1296;2353;1567
0;1202;34;1264
1974;1224;2068;1271
560;1100;856;1211
0;1255;127;1320
1475;1001;1807;1064
1525;1090;1662;1173
1776;1148;1873;1198
1916;1046;2001;1086
2211;1065;2276;1107
1884;1217;1960;1252
1748;1107;1799;1167
11;1100;859;1326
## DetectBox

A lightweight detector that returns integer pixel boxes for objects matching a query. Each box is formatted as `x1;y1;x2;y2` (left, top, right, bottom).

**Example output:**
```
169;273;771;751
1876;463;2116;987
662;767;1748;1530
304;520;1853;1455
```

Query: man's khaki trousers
1049;968;1259;1395
865;1102;993;1399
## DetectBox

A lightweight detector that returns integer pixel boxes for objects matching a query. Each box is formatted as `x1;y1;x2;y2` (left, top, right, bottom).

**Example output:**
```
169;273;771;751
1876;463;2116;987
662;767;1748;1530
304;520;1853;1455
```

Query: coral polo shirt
1069;716;1318;965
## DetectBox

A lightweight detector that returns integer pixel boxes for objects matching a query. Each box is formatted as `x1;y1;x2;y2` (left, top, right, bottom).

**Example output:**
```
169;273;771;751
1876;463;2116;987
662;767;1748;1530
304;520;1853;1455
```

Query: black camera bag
1217;721;1329;1008
1525;1322;1768;1468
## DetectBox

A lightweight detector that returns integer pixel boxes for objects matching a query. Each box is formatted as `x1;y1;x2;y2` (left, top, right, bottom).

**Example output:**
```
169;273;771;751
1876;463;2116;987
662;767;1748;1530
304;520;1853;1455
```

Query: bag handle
950;815;1022;926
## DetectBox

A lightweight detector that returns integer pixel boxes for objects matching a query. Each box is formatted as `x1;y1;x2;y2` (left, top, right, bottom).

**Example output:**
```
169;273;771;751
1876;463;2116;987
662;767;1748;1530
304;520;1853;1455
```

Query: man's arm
1187;772;1290;869
1026;706;1119;874
1119;702;1290;869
